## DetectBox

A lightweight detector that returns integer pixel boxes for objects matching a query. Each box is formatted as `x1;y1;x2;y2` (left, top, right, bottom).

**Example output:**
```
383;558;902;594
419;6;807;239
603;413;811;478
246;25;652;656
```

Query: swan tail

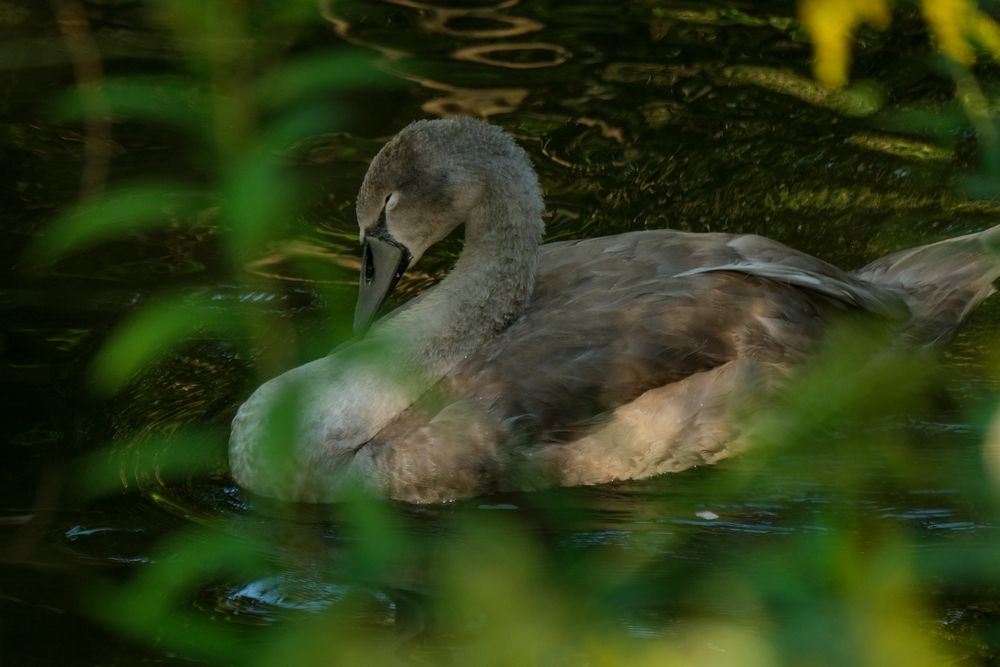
853;224;1000;344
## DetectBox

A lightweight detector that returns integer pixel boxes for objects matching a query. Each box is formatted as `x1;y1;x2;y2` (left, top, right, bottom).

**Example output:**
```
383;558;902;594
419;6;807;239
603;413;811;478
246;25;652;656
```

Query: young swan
230;116;1000;504
230;118;544;501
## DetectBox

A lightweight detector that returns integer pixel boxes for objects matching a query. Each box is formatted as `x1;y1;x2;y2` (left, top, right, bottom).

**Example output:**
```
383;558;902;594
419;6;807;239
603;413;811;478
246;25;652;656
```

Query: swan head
353;117;542;335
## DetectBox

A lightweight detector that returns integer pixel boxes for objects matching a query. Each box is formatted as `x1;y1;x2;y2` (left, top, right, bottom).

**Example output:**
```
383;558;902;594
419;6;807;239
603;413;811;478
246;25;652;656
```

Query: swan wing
358;230;907;501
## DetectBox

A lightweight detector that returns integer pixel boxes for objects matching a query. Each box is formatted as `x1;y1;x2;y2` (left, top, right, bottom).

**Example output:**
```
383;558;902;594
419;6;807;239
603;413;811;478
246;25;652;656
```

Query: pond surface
2;0;1000;664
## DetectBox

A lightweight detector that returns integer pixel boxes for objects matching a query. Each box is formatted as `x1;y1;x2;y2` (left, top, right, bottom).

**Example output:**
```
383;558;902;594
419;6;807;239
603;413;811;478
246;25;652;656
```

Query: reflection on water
324;0;556;118
3;0;1000;664
322;0;557;116
223;576;362;616
385;0;543;39
451;42;571;69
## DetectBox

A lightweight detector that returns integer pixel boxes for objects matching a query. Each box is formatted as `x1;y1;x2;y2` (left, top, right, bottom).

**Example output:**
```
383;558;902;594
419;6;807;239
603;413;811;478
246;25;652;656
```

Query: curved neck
376;187;544;374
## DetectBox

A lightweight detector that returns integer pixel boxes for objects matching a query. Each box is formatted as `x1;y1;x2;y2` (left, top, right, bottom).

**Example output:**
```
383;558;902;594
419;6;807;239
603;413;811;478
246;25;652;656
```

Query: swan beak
354;235;411;336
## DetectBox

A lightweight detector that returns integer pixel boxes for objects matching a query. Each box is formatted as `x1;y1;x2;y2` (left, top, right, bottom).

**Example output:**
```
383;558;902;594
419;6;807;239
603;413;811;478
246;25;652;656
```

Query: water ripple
452;42;571;69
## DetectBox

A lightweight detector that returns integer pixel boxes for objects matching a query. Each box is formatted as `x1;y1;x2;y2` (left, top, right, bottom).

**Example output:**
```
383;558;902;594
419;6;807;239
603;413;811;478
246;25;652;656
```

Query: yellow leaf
920;0;1000;64
800;0;891;89
972;11;1000;60
921;0;976;64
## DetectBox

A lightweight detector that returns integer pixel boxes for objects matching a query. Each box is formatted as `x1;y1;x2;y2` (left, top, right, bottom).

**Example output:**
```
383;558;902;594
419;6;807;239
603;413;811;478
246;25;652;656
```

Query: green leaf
961;171;1000;200
221;151;298;264
261;105;337;151
91;291;246;394
876;106;969;145
257;376;304;484
338;485;413;583
26;183;208;268
257;51;396;110
219;105;333;262
149;0;241;64
51;76;207;131
89;528;272;665
74;429;226;499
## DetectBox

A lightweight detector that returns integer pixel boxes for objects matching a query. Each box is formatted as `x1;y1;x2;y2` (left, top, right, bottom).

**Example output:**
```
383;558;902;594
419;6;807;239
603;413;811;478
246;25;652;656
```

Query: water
2;1;1000;664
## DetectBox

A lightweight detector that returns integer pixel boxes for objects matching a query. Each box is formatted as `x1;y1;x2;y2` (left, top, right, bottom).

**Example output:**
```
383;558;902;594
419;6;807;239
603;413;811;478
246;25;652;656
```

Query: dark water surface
3;1;1000;664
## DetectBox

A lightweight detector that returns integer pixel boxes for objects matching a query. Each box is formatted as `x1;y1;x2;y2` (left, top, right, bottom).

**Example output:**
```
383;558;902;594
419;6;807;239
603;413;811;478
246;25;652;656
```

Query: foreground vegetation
14;0;1000;664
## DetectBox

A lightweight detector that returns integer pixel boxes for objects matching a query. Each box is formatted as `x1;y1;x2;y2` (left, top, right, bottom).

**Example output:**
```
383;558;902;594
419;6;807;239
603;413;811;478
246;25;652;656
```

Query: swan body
230;117;1000;503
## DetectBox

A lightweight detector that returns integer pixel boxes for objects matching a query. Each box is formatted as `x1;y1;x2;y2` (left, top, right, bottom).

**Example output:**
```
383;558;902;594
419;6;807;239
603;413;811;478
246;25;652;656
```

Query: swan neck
379;188;543;370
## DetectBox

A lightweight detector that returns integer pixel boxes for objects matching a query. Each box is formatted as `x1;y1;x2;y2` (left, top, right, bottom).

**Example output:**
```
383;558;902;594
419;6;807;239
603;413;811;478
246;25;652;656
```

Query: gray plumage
230;117;1000;504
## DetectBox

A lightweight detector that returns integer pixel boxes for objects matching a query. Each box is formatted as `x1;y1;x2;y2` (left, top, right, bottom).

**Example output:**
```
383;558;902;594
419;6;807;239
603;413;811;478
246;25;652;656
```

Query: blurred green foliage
21;0;1000;666
30;0;393;394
